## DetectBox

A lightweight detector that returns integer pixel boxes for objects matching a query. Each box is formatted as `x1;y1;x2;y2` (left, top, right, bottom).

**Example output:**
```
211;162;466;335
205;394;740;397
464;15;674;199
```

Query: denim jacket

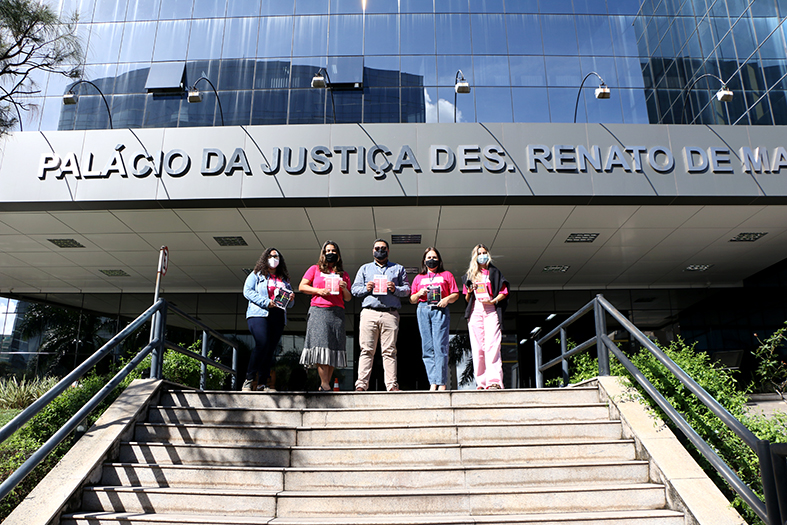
244;271;294;322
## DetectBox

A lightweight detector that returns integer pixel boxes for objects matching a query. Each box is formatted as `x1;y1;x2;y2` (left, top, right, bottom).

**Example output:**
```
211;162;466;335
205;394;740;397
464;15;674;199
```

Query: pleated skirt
299;305;348;368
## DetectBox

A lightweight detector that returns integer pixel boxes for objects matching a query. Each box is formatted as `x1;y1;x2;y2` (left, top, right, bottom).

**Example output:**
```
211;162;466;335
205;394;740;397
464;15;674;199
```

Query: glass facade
16;0;783;131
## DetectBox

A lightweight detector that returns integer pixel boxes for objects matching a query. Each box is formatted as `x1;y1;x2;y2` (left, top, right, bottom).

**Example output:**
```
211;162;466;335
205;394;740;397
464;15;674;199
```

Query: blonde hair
466;244;492;283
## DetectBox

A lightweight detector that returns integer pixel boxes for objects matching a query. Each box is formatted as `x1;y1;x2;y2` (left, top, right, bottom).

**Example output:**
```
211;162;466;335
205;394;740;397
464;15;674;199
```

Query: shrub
0;376;59;410
127;340;230;390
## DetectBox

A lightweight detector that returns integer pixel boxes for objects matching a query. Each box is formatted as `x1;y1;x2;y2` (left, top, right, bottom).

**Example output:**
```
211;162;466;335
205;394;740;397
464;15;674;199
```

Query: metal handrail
0;297;238;502
534;294;785;525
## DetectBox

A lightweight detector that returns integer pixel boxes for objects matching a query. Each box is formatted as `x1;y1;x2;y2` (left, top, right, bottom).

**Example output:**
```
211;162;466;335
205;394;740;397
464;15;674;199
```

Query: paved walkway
746;393;787;418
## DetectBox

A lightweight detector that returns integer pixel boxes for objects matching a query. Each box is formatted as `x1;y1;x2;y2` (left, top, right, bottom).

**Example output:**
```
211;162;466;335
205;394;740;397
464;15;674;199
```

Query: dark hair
373;238;389;250
419;246;445;275
318;240;344;274
253;247;289;281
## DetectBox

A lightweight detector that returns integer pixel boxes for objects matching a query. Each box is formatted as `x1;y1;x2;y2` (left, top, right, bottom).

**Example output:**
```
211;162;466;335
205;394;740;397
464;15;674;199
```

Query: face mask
477;254;490;265
374;248;388;260
425;259;439;269
268;257;280;268
325;252;339;263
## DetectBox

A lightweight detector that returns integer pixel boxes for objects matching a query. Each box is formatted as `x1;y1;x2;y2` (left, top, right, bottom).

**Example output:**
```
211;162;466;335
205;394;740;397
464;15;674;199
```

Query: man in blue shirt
351;238;410;391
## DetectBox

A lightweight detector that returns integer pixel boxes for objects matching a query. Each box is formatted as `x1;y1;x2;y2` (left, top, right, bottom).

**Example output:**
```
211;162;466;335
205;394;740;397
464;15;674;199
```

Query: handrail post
156;307;167;380
560;327;569;386
200;331;208;391
758;439;782;525
594;295;610;376
149;310;160;380
771;443;787;525
231;346;238;390
534;339;543;388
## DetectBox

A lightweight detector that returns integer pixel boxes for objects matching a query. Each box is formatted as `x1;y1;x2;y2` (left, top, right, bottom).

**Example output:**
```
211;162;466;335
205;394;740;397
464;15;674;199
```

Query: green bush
565;337;787;525
127;340;230;390
0;376;59;410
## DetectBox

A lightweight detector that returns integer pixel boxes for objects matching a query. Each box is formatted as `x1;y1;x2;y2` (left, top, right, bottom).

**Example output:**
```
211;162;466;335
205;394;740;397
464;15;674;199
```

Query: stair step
159;388;600;409
101;460;650;490
119;439;636;466
63;509;685;525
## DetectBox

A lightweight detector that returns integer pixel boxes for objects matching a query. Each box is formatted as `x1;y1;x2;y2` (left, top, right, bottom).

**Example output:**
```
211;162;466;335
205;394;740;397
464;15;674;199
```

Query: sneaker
242;379;257;392
388;385;401;392
487;383;502;390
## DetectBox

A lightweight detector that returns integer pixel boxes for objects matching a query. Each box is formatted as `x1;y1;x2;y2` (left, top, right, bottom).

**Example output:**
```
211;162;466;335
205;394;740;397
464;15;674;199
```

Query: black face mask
325;253;338;263
425;259;439;269
374;249;388;260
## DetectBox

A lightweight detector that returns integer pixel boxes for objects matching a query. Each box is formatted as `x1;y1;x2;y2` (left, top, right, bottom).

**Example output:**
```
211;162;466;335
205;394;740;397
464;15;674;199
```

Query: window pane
547;87;578;122
473;55;509;85
509;56;545;86
261;0;293;15
609;15;639;56
435;0;469;12
541;15;578;55
180;92;216;126
579;55;617;86
251;89;289;124
582;86;623;123
86;23;123;64
193;0;226;17
401;14;435;54
436;14;472;54
59;0;96;23
93;0;126;22
540;0;572;14
512;87;550;122
254;59;291;88
333;90;363;122
119;21;156;62
74;95;112;129
471;14;507;54
402;0;433;13
619;88;650;123
475;87;512;122
153;20;190;62
329;15;363;55
218;59;256;90
221;90;253;125
111;93;146;127
288;89;326;123
402;86;427;122
437;86;474;121
126;0;162;20
469;0;504;12
227;0;260;17
185;59;220;90
291;57;324;88
573;0;608;14
506;14;543;54
188;19;224;60
436;55;472;86
143;95;182;127
295;0;328;14
365;14;399;55
545;56;580;86
114;64;151;94
616;56;647;88
576;15;614;55
223;17;259;58
258;16;293;57
331;0;364;14
365;0;399;13
401;56;436;86
505;1;537;13
293;16;328;56
422;86;438;122
364;56;400;87
159;0;192;19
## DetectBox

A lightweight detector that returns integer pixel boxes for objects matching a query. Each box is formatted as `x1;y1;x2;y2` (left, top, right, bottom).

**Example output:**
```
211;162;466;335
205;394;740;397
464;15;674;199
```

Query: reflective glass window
218;59;256;90
753;18;786;59
576;15;614;55
770;90;787;124
223;17;259;58
48;71;77;97
547;87;578;122
475;87;512;121
609;16;640;56
509;56;546;86
573;0;608;14
93;0;126;22
402;0;433;13
436;14;472;54
437;86;474;121
82;63;118;95
288;89;326;123
505;14;543;54
293;16;328;56
422;86;438;122
86;23;123;64
761;60;787;90
180;91;217;126
111;93;146;128
59;0;96;23
260;0;294;15
227;0;261;17
330;0;364;13
295;0;329;15
74;95;111;129
58;100;76;129
615;57;647;88
193;0;226;17
364;88;399;122
739;62;766;91
401;14;435;55
188;19;224;60
435;0;469;13
329;15;363;55
364;56;400;86
254;59;291;88
365;0;399;13
143;94;182;127
473;55;509;85
436;55;472;85
579;56;617;86
258;16;293;57
220;90;253;125
153;20;190;62
40;97;64;130
119;21;156;62
512;87;550;122
185;60;220;89
333;90;362;122
471;14;507;54
712;18;737;60
126;0;162;20
619;88;650;123
541;15;578;55
540;0;572;14
401;56;436;86
545;56;581;86
582;87;623;123
504;1;537;13
291;57;325;88
114;64;151;94
469;0;504;12
402;86;428;122
365;14;399;55
159;0;193;19
251;89;289;124
751;0;779;16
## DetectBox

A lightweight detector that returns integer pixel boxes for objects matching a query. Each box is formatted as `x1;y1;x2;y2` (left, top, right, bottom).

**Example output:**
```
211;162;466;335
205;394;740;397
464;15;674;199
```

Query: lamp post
187;76;225;126
573;71;610;124
63;79;113;129
454;69;470;123
311;68;337;124
679;73;733;125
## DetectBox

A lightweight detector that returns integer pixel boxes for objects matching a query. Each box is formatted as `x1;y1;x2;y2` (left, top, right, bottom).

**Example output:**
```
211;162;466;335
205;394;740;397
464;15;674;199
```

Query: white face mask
268;257;280;268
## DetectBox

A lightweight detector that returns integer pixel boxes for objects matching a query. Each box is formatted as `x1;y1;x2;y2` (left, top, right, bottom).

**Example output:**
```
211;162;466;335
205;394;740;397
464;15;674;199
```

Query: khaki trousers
355;308;399;390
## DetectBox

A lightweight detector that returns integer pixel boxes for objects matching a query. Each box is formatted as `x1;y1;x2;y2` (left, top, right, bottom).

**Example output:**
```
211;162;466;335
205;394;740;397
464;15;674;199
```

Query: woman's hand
436;298;449;308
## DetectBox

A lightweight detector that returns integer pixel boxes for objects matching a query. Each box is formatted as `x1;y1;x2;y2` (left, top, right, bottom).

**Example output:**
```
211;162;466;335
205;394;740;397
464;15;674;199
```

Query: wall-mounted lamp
680;73;733;124
62;79;113;129
573;71;610;123
186;76;224;126
454;70;471;123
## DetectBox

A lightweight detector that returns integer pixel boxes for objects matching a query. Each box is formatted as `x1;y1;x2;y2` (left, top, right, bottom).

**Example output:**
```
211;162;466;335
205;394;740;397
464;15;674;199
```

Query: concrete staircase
60;387;685;525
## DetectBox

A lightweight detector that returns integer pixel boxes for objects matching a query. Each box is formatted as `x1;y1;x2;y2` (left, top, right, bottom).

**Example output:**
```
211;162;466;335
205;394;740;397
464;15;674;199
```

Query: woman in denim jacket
243;247;294;391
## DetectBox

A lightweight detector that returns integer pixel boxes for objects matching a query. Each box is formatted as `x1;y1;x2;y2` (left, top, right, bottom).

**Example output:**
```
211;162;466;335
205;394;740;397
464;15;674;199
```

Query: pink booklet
373;274;388;295
326;274;341;295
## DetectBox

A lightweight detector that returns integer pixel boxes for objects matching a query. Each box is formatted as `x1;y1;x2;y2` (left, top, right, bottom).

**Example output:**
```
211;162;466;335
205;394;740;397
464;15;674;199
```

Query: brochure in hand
326;273;341;295
272;287;294;309
373;274;388;295
427;284;442;305
473;281;490;301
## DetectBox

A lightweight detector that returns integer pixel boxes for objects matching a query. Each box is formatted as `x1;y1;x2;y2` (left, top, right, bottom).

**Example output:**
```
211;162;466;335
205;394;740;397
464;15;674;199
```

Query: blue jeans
416;302;450;386
247;309;285;384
